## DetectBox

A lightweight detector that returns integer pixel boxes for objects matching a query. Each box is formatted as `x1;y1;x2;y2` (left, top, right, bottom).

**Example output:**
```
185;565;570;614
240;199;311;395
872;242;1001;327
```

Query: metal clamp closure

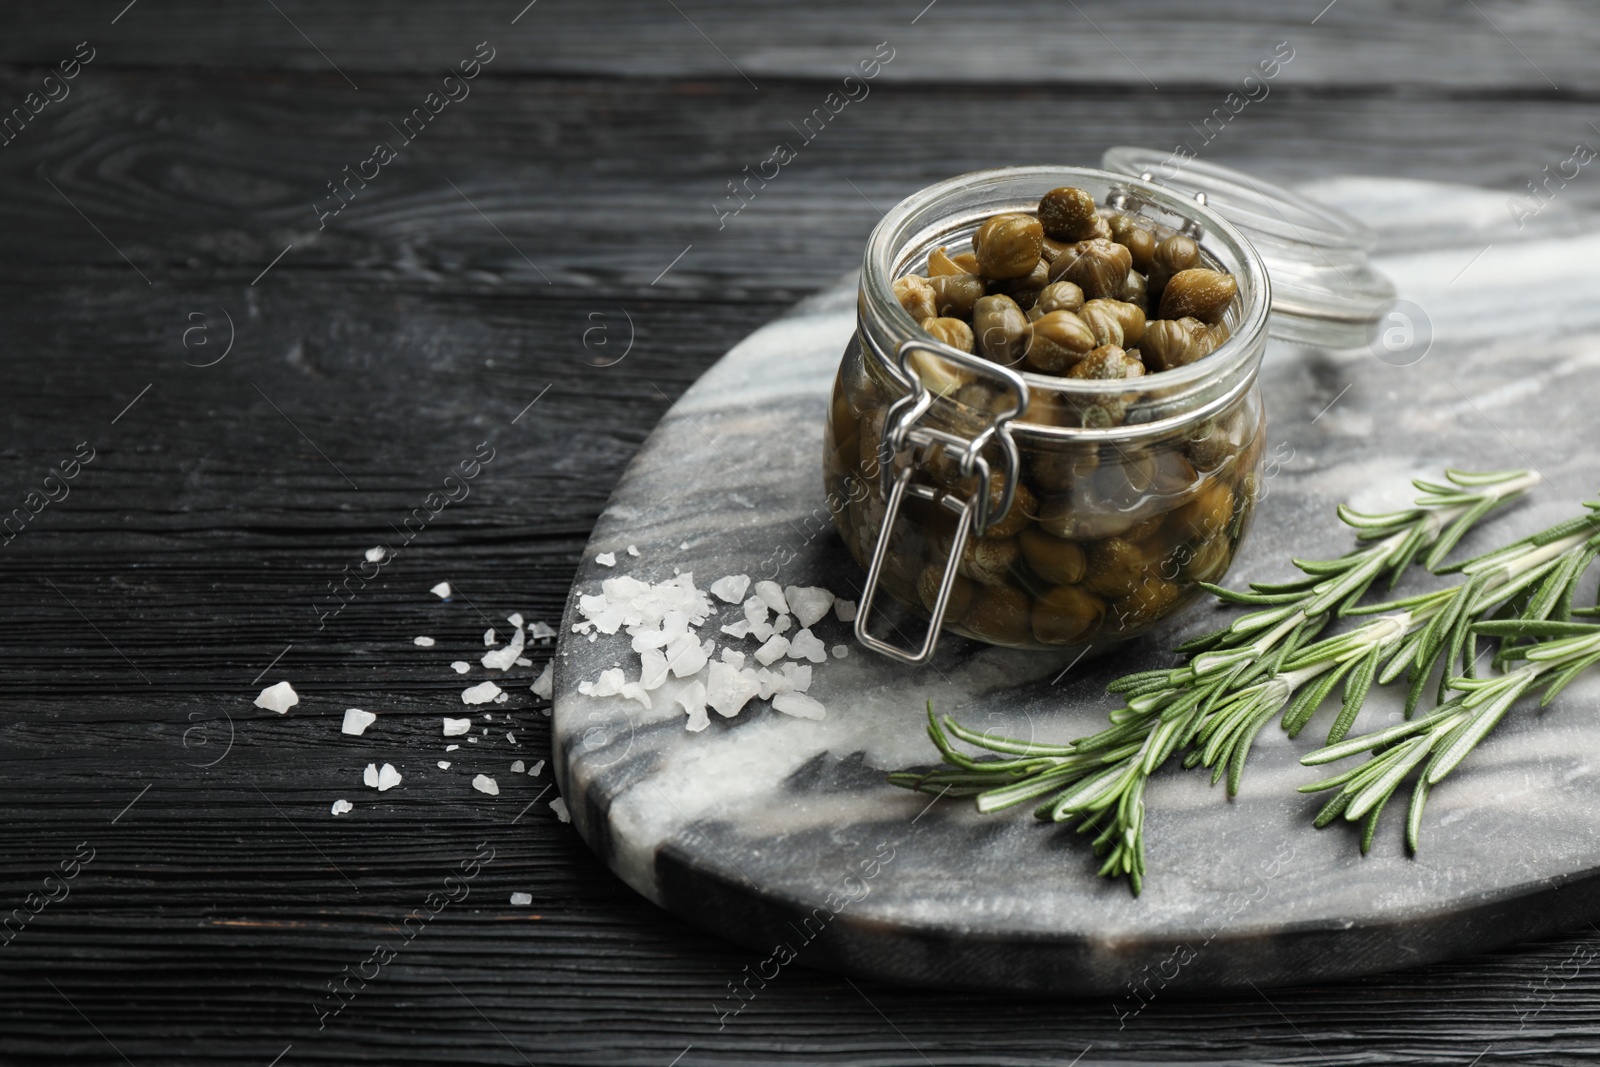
855;338;1030;664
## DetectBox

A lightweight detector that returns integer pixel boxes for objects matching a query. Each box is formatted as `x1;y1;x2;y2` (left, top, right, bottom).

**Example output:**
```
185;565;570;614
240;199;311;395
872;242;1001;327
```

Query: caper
1184;417;1240;472
984;472;1037;539
959;533;1020;587
1118;269;1148;311
961;584;1033;645
991;258;1051;309
1173;479;1236;542
1111;576;1182;631
918;563;975;621
1148;233;1201;296
1122;514;1166;543
1108;215;1157;273
1019;526;1087;585
894;274;937;322
1023;310;1097;374
1038;186;1101;242
1140;317;1208;372
906;347;973;398
1028;447;1098;494
1159;268;1238;325
1031;585;1103;645
1048;238;1133;301
921;316;975;354
1183;534;1232;583
1066;344;1144;381
1033;280;1085;316
1035;488;1148;541
927;246;965;277
973;213;1045;280
1040;236;1071;263
1081;298;1146;347
930;273;986;318
972;294;1031;366
950;250;980;274
1083;536;1151;598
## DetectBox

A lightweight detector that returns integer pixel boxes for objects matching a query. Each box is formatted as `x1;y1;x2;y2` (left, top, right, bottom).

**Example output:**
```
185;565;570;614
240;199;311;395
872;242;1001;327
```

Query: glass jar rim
859;165;1272;440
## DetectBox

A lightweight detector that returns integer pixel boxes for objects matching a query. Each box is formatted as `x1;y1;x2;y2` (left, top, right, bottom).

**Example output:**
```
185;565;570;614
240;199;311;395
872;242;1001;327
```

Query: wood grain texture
5;1;1600;1063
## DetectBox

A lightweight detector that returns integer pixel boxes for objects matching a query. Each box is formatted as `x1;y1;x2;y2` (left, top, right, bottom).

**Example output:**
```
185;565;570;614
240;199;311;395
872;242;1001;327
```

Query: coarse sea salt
832;644;849;659
787;628;828;664
773;692;826;720
462;681;502;705
254;681;299;714
754;635;789;666
331;799;354;815
483;628;497;646
834;599;858;622
550;797;570;823
784;586;835;628
442;717;472;736
451;661;470;674
414;636;435;647
511;760;525;773
510;892;534;906
445;744;460;752
377;763;402;791
710;574;751;604
596;551;617;567
481;623;526;671
431;581;452;598
626;545;640;557
363;763;379;787
365;547;386;563
341;708;376;736
437;760;451;770
530;621;557;641
472;774;499;796
754;580;789;614
530;663;553;699
529;759;545;776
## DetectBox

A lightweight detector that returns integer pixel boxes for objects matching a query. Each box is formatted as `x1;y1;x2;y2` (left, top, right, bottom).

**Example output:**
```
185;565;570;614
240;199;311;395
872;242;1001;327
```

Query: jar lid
1101;146;1395;348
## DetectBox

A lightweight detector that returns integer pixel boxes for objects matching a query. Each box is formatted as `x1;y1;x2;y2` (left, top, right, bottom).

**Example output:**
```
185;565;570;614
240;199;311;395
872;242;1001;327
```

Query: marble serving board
551;175;1600;994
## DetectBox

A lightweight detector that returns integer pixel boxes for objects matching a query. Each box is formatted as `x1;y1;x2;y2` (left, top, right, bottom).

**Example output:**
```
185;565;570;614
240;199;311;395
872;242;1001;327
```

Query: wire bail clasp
854;337;1030;664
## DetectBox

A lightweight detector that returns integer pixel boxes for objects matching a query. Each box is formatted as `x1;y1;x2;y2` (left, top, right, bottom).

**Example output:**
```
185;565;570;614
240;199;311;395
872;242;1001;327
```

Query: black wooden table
5;3;1599;1063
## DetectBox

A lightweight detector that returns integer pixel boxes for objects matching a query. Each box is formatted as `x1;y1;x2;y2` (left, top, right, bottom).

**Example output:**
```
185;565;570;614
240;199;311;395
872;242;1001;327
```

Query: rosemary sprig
890;469;1539;893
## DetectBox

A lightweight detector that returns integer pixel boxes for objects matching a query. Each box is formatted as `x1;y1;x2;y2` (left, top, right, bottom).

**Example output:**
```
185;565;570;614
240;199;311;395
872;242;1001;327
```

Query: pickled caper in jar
930;273;987;318
1158;268;1238;325
921;316;975;354
894;275;938;322
1023;310;1097;374
971;294;1031;365
973;213;1045;280
1048;238;1133;301
1031;585;1103;645
918;563;975;620
961;584;1033;645
1019;526;1087;585
1037;186;1100;242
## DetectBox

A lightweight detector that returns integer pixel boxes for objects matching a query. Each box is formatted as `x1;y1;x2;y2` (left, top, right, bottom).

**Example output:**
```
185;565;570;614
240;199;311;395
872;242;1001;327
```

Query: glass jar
824;165;1274;662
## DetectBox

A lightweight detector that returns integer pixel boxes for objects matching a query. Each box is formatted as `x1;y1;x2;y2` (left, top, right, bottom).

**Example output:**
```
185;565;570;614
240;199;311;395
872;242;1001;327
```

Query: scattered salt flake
626;545;640;557
719;647;746;668
578;668;624;699
483;712;493;721
720;620;752;639
362;763;379;787
507;732;517;744
530;663;554;699
507;612;524;628
462;681;503;705
754;635;790;666
414;636;435;647
596;551;617;567
550;797;571;823
788;628;828;664
675;680;710;732
437;760;451;770
529;760;545;776
331;799;354;816
639;648;669;690
468;736;479;742
530;621;556;640
494;691;509;704
510;892;534;906
451;661;471;674
254;681;299;714
771;612;793;635
365;546;385;563
754;580;789;614
710;574;751;604
785;586;836;628
482;623;526;670
515;657;532;667
445;744;460;752
665;632;710;677
707;660;760;718
773;692;826;720
832;644;849;659
431;581;452;598
782;663;813;693
341;708;376;736
376;763;402;791
678;540;690;550
443;717;472;736
511;760;525;773
472;774;499;796
483;628;497;646
834;599;858;622
754;667;780;700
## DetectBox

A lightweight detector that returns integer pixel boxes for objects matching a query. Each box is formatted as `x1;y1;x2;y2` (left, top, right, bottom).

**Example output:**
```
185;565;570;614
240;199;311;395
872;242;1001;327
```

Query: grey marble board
551;176;1600;995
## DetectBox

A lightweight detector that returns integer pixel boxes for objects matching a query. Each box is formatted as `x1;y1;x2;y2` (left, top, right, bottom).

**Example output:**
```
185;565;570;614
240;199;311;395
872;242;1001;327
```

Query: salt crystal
675;680;710;732
451;661;471;674
771;613;793;635
469;736;479;742
550;797;570;822
472;774;499;796
530;621;556;640
530;663;554;699
431;582;452;598
482;623;526;671
638;648;669;690
443;717;472;736
719;648;746;668
596;551;617;567
530;760;545;776
507;612;524;628
626;545;640;557
331;799;354;815
511;760;525;773
254;681;298;714
341;708;376;736
773;692;826;720
619;681;653;709
720;620;751;639
706;660;761;718
784;586;836;628
754;580;789;614
515;657;532;667
832;644;849;659
494;691;508;704
414;636;435;647
665;632;710;677
506;732;517;744
782;663;813;693
787;628;828;664
710;574;751;604
438;760;451;770
365;546;385;563
376;763;402;791
362;763;379;787
462;681;503;705
510;892;533;906
834;599;858;622
754;635;789;666
446;744;460;752
577;573;711;636
578;668;624;698
678;540;690;550
484;712;493;720
484;628;497;646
